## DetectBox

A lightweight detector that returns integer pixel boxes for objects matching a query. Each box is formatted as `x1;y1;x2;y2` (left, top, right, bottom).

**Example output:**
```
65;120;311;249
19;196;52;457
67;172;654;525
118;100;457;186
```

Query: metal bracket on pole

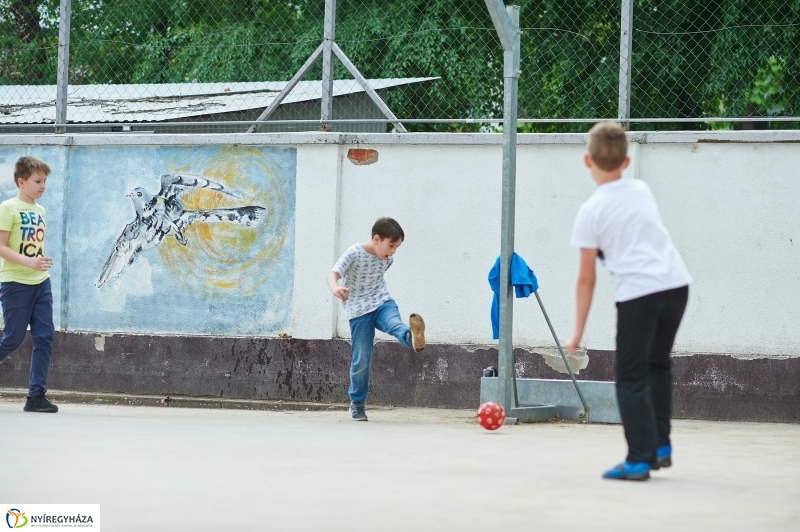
331;43;407;133
246;44;324;133
247;0;406;133
55;0;72;134
618;0;634;126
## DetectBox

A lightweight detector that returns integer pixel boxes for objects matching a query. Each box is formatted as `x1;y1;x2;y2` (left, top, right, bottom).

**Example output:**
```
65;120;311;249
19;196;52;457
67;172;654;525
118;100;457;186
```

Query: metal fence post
320;0;336;131
485;0;521;415
55;0;72;134
618;0;633;125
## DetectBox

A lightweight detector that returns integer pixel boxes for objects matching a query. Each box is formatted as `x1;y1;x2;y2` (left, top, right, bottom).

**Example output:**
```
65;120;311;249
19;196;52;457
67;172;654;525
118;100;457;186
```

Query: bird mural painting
96;173;267;288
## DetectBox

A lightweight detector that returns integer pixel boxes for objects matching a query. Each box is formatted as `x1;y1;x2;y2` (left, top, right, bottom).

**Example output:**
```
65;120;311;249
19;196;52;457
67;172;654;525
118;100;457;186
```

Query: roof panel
0;78;437;124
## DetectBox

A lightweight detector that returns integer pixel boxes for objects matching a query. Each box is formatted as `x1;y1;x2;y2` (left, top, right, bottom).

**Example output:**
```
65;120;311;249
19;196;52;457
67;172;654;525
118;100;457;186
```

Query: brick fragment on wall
347;148;379;165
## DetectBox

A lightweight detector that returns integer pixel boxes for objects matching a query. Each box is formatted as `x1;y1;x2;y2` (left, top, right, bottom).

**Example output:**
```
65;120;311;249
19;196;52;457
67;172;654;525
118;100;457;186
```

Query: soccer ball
477;401;506;430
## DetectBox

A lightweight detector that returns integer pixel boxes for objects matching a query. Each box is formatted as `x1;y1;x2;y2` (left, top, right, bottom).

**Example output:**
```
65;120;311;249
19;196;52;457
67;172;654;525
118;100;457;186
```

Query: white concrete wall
304;134;799;358
290;144;341;339
2;131;797;357
640;142;800;356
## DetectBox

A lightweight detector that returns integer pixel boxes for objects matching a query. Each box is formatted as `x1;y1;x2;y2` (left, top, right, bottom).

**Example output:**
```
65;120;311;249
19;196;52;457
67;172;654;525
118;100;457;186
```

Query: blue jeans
0;279;55;397
348;299;412;404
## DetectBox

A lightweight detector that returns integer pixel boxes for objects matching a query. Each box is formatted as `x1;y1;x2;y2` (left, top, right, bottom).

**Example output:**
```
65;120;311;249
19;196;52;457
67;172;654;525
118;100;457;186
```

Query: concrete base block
510;405;556;423
480;377;621;424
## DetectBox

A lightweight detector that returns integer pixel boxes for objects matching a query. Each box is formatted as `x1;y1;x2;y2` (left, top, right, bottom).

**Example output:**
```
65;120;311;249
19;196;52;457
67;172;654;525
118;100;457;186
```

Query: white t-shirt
332;244;393;320
570;178;691;302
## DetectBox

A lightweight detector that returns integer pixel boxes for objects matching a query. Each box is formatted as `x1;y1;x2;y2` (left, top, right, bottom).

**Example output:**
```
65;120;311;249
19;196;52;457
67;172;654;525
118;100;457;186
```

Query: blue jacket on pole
488;253;539;339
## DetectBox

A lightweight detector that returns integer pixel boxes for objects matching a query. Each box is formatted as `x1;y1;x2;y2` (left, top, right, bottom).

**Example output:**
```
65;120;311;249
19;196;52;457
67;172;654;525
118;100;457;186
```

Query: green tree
1;0;798;131
0;0;59;84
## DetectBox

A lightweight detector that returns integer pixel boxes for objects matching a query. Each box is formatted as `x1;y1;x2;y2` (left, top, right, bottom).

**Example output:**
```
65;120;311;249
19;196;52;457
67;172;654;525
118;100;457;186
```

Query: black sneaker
23;393;59;413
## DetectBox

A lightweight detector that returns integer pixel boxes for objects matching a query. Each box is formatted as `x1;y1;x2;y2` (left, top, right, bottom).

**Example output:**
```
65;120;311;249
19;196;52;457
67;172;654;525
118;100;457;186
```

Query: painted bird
96;173;267;287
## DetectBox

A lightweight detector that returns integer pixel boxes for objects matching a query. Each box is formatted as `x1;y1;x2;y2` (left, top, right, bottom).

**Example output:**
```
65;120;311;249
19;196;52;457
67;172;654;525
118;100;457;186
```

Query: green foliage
698;0;799;125
0;0;59;83
747;56;787;114
0;0;798;131
517;0;619;132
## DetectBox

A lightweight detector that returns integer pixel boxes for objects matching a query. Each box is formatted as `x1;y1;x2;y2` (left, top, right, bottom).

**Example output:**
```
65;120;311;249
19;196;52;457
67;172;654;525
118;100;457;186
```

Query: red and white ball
477;401;506;430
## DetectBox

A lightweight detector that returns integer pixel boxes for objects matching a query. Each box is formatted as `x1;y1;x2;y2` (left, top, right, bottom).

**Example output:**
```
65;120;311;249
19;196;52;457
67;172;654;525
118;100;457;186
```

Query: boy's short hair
372;217;404;242
587;121;628;171
14;156;51;186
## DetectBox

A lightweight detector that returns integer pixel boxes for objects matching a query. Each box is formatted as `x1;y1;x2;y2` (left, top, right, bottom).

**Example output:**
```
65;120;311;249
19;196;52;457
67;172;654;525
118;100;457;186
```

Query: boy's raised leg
374;300;424;352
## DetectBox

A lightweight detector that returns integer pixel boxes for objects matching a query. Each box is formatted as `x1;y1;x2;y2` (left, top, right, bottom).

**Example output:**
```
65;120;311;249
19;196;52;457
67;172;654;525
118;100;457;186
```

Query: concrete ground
1;398;798;532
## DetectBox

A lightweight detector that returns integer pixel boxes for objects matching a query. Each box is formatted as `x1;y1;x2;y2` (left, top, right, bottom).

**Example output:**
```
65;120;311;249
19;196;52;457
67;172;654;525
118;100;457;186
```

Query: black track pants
615;285;688;464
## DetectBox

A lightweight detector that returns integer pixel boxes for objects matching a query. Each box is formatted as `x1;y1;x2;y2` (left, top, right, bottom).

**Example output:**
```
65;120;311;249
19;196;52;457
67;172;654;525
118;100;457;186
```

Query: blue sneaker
602;461;650;481
350;403;368;421
652;445;672;470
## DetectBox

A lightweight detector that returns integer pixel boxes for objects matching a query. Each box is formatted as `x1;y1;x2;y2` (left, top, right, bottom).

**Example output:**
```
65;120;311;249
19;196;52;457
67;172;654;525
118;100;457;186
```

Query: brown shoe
409;314;426;352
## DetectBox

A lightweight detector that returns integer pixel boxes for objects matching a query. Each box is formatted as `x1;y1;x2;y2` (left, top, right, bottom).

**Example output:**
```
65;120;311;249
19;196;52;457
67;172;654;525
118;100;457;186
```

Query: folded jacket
488;253;539;339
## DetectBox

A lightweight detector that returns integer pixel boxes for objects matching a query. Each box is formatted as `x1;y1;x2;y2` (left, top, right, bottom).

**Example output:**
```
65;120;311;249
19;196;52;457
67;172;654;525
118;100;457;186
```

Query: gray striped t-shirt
332;244;393;320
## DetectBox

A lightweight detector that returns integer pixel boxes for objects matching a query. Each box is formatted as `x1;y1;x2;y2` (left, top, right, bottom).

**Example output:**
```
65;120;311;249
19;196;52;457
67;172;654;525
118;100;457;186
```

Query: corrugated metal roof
0;78;437;124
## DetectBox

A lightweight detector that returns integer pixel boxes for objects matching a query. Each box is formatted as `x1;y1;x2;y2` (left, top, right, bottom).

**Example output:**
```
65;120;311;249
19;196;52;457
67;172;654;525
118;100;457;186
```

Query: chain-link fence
1;0;798;133
631;0;800;130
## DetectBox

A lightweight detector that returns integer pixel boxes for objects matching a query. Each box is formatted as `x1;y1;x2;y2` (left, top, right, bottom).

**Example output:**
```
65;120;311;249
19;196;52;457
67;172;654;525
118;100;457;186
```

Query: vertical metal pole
320;0;336;131
485;1;521;414
618;0;633;125
55;0;72;134
498;5;521;414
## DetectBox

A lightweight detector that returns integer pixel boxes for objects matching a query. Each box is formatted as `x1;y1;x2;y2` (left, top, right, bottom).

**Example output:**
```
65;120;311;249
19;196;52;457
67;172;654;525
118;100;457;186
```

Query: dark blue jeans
348;299;412;404
0;279;55;397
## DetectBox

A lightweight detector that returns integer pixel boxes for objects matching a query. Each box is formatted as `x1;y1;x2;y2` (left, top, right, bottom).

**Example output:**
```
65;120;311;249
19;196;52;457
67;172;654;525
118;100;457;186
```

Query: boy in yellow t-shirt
0;156;58;413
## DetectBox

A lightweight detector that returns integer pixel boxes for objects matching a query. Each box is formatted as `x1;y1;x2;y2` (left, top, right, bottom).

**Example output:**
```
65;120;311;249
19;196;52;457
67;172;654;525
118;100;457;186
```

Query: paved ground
1;398;798;532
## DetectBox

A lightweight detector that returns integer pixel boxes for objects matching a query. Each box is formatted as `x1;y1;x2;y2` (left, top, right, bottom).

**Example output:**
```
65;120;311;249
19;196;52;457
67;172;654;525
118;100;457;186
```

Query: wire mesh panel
0;0;798;132
0;0;615;132
0;0;60;132
333;0;501;131
305;0;621;131
519;1;620;132
631;0;800;129
0;0;59;84
51;0;329;132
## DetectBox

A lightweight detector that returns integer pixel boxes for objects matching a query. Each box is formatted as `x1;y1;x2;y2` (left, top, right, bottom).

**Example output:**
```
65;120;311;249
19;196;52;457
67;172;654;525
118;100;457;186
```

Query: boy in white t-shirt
565;122;691;481
327;217;426;421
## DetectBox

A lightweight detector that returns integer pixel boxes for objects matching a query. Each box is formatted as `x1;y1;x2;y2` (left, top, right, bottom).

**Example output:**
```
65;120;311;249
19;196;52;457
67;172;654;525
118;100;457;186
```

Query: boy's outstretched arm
327;271;350;301
564;248;597;354
0;230;52;272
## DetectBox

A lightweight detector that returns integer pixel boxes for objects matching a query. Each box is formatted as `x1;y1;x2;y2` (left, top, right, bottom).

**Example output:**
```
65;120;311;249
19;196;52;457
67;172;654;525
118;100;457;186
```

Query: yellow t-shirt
0;198;49;285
